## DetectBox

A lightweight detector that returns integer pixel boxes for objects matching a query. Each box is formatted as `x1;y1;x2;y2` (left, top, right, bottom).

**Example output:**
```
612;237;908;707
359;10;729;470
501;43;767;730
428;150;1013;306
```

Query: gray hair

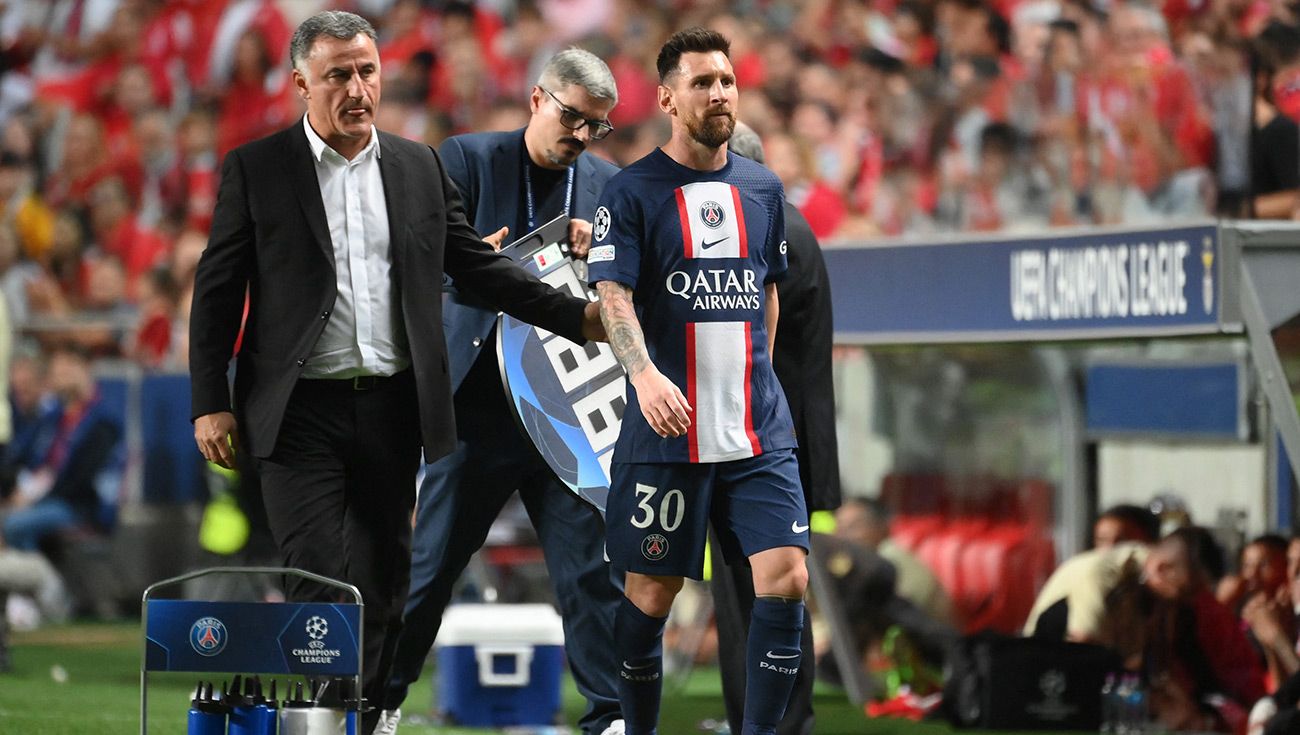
290;11;377;71
538;48;618;105
728;122;765;164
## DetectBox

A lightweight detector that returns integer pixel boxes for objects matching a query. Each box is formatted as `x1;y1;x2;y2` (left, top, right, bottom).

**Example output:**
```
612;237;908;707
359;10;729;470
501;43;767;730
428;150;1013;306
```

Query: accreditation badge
496;215;625;515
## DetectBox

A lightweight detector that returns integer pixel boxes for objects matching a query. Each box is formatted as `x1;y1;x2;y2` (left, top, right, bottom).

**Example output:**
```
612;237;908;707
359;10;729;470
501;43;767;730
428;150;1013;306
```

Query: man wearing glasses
379;49;625;735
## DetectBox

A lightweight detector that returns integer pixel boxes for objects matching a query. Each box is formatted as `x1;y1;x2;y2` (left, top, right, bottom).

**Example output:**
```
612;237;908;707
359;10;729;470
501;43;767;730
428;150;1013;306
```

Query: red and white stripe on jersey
675;182;748;260
684;321;762;463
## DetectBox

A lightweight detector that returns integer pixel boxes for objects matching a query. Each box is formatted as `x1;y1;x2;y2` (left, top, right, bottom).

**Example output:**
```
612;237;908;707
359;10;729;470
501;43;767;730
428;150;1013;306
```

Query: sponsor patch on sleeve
588;244;616;263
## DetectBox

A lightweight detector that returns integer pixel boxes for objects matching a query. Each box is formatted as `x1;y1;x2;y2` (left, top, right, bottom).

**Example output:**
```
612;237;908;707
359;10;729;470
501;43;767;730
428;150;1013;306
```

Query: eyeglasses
540;87;614;140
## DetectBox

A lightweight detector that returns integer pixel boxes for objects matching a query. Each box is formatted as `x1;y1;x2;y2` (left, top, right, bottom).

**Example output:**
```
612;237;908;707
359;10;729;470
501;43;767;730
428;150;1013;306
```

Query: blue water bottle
186;681;227;735
228;675;277;735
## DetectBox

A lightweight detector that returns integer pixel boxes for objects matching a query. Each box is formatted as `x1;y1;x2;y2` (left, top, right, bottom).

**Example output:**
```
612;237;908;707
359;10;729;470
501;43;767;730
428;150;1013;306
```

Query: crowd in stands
0;0;1297;369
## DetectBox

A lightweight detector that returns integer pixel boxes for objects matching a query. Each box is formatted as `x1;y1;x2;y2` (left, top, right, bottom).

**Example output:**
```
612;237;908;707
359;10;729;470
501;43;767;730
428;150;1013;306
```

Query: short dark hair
1167;526;1226;582
1248;533;1289;559
1098;504;1160;543
656;27;731;82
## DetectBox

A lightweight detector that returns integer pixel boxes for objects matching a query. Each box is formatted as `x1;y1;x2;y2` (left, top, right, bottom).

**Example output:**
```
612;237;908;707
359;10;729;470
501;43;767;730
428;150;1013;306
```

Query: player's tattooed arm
596;280;692;437
596;280;650;379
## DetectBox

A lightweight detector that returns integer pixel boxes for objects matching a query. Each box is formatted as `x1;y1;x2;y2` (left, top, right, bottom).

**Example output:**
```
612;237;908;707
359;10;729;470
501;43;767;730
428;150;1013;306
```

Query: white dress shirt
301;116;409;379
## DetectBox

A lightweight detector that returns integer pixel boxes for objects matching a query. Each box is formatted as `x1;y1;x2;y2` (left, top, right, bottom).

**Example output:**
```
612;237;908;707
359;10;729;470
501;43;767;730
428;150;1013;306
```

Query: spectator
1250;25;1300;218
1094;503;1163;548
1025;539;1150;641
0;343;123;551
1100;527;1266;731
835;497;956;624
1220;534;1291;611
0;150;54;262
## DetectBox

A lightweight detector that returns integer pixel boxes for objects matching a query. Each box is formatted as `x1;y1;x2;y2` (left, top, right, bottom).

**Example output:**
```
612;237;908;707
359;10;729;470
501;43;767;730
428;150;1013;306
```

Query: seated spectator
1098;527;1266;732
813;522;958;693
1220;534;1291;612
1025;539;1149;641
0;150;54;262
3;348;59;489
0;344;123;551
835;497;956;624
131;267;180;369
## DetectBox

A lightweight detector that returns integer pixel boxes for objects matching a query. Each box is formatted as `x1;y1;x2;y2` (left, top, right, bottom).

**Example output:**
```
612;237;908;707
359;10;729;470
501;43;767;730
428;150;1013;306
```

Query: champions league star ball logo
594;206;611;242
641;534;669;561
700;201;726;229
189;617;228;657
305;616;329;641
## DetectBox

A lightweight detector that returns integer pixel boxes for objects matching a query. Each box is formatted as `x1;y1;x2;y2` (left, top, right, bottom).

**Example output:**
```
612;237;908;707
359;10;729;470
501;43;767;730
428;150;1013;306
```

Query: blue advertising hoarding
144;600;360;676
825;223;1222;343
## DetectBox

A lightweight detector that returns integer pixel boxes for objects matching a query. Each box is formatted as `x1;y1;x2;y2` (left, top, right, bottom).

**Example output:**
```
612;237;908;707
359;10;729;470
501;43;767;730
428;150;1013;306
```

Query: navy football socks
741;597;805;735
615;596;668;735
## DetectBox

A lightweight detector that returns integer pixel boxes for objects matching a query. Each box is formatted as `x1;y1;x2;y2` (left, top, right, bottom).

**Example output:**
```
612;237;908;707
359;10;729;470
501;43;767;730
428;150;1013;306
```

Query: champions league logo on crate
189;617;227;657
291;614;343;665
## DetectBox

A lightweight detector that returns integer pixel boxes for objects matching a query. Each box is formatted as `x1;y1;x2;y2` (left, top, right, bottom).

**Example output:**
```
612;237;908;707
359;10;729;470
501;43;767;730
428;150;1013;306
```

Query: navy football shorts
606;448;809;579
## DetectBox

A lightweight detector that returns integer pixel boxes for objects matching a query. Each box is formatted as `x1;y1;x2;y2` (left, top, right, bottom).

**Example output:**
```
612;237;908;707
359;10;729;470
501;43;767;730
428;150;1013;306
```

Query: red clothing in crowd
102;215;168;287
792;181;848;240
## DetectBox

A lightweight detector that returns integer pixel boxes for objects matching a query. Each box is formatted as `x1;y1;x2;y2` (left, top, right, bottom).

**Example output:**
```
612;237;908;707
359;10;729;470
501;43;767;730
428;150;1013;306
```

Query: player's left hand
568;218;593;259
581;301;607;342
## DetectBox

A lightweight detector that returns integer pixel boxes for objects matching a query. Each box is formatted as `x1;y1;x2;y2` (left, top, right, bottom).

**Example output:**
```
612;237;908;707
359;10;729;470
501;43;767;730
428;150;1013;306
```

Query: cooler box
434;603;566;727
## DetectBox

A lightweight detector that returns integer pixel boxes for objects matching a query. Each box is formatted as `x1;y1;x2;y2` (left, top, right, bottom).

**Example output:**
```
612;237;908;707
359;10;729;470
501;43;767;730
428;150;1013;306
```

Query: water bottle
228;675;278;735
278;677;358;734
263;679;279;734
1125;675;1147;735
1114;674;1134;734
278;680;316;735
186;681;227;735
1100;673;1117;734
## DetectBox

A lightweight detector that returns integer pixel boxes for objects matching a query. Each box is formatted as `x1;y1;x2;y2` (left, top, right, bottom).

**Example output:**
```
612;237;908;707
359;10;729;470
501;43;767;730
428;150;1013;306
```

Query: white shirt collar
303;115;381;163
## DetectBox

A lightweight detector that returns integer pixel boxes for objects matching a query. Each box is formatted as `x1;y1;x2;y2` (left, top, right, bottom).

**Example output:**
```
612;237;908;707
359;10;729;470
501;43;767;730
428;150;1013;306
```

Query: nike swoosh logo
622;661;656;670
701;236;728;250
766;651;801;660
792;522;810;533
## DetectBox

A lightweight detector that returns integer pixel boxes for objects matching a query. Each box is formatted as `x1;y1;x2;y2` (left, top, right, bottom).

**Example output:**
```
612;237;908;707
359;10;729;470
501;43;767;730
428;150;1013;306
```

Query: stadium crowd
4;0;1300;731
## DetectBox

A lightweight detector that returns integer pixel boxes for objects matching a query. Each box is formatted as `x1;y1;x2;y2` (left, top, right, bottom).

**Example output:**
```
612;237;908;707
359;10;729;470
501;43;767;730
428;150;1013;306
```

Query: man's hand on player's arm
568;218;593;259
596;280;692;438
194;411;238;469
765;282;779;358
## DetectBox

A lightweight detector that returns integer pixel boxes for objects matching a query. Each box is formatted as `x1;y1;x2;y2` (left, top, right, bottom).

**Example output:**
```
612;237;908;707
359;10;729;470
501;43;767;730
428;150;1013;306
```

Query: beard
687;110;736;149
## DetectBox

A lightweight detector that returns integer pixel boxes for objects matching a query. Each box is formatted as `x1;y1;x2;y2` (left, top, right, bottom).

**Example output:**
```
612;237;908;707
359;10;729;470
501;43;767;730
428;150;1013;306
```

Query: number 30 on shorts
629;483;685;532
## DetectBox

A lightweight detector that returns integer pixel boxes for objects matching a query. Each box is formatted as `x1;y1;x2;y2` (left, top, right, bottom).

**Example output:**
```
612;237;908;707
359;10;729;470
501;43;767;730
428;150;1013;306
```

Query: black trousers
259;371;421;735
710;555;816;735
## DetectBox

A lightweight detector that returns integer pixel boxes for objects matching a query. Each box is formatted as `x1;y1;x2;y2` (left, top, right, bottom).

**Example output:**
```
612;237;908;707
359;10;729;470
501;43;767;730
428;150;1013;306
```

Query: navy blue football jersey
588;148;797;464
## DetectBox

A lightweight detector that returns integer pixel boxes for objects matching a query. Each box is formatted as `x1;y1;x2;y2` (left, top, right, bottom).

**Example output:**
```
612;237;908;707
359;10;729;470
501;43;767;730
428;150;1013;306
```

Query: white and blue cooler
434;603;566;727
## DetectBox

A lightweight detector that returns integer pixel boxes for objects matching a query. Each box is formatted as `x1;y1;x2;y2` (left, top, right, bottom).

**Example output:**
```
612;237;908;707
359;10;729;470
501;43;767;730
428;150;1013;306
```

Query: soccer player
587;27;809;735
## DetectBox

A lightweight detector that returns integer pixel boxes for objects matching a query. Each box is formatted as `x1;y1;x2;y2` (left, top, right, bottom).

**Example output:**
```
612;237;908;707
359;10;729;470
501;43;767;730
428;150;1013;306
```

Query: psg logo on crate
189;616;228;657
641;534;669;561
700;201;726;229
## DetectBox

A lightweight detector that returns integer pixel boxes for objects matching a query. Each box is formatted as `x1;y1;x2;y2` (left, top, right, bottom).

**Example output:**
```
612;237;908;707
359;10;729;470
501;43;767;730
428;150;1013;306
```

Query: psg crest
497;216;625;515
700;200;726;229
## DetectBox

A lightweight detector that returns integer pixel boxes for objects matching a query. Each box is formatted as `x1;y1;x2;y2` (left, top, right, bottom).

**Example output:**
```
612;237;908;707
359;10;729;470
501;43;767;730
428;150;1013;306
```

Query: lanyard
523;162;575;231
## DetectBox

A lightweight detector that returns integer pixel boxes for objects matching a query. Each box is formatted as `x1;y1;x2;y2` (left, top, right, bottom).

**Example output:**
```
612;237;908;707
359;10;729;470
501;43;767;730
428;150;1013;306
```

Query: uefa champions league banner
497;216;624;515
144;600;360;675
824;223;1222;343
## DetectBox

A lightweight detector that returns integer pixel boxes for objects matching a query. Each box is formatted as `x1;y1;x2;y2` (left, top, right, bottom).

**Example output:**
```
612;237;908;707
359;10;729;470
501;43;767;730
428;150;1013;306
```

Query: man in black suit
709;122;842;735
188;12;603;734
383;49;624;735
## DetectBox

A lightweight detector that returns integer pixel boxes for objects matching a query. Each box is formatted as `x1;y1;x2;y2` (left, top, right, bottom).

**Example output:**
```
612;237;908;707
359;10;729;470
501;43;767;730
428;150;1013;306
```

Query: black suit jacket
437;128;619;392
773;203;841;512
189;120;588;461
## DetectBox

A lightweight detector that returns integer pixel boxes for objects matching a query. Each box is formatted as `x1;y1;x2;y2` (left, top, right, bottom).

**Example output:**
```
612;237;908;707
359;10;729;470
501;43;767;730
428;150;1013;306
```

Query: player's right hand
631;367;692;438
194;411;238;469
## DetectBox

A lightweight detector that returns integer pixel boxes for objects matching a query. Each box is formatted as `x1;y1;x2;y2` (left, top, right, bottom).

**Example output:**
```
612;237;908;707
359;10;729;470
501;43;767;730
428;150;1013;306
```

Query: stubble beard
688;112;736;149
